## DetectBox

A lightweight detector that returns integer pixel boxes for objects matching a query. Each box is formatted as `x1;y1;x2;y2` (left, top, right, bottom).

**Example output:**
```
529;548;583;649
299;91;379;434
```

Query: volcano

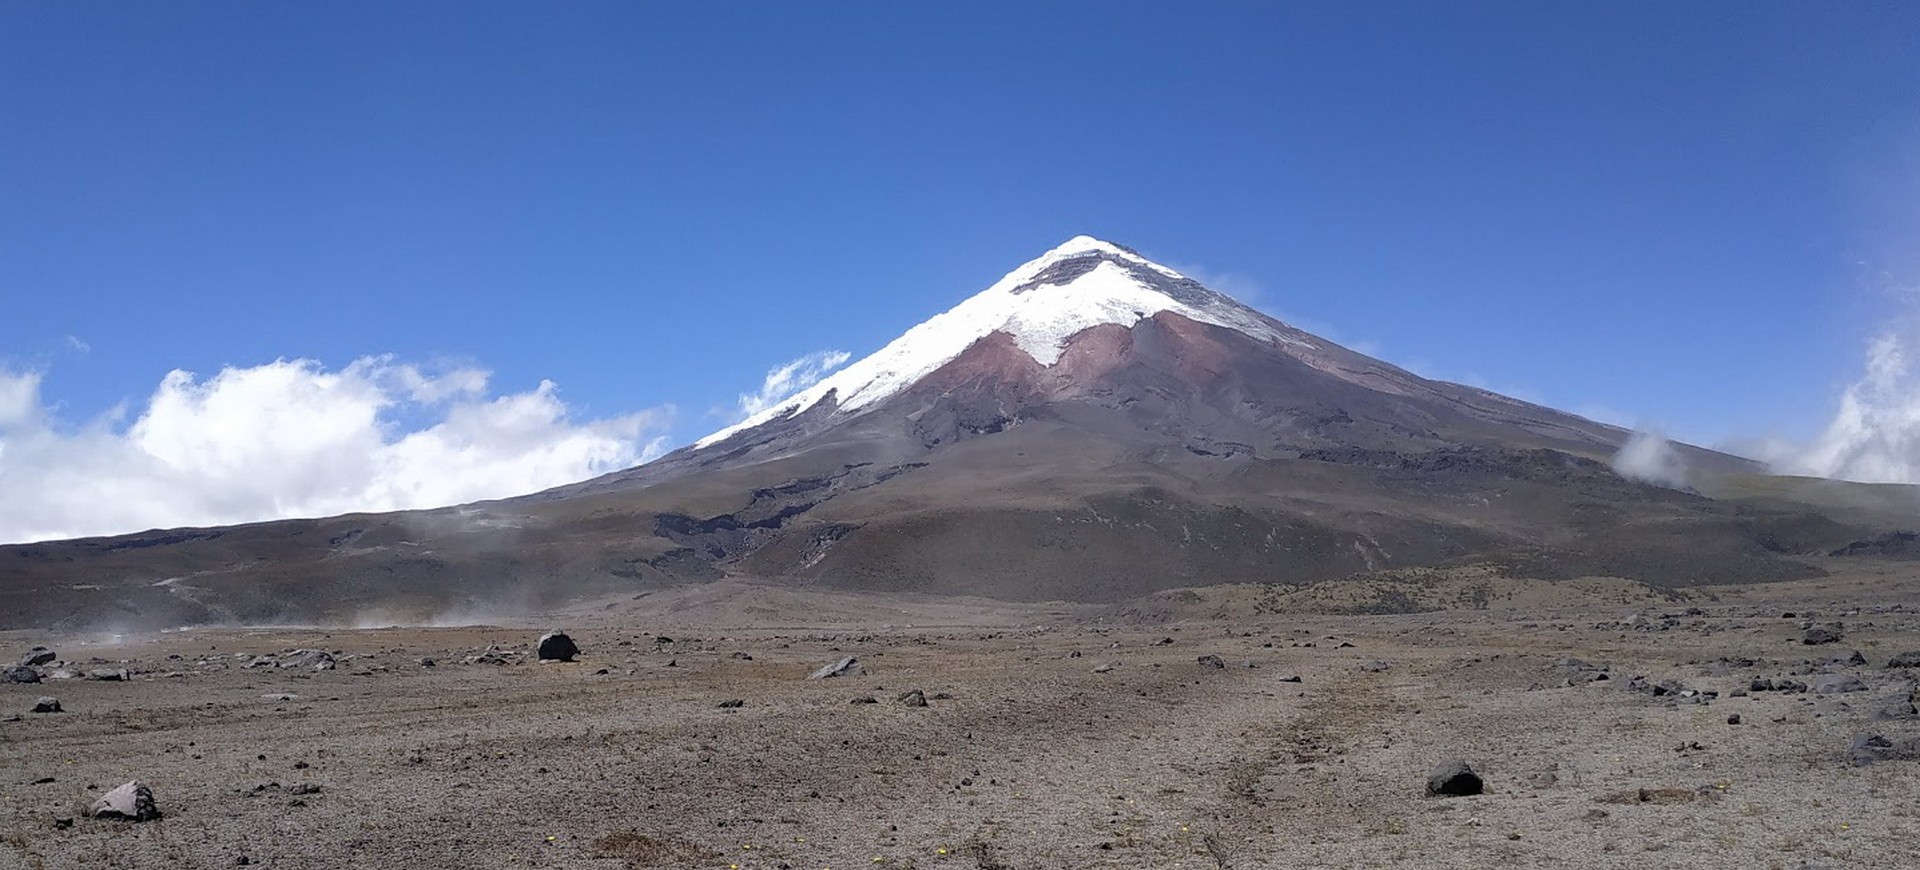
0;237;1877;629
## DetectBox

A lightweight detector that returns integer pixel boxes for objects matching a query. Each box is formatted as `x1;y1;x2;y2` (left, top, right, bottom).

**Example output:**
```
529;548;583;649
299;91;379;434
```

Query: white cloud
0;369;41;429
0;357;672;544
734;349;849;419
1611;428;1689;488
1781;333;1920;483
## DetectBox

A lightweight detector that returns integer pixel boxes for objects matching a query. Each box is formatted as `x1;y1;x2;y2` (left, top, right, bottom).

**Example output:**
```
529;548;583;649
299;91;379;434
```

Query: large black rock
537;632;580;662
1426;759;1484;797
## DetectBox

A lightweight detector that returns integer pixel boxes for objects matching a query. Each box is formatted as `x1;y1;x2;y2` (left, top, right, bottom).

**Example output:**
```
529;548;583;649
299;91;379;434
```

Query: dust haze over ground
1785;332;1920;484
1611;429;1690;489
7;569;1920;869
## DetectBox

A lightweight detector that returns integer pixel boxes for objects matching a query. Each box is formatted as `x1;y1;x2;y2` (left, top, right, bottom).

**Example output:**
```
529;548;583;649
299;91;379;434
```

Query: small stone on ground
90;781;160;821
1427;759;1484;797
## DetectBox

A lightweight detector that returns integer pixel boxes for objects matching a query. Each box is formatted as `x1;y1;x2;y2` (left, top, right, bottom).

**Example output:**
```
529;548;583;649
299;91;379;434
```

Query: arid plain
6;565;1920;870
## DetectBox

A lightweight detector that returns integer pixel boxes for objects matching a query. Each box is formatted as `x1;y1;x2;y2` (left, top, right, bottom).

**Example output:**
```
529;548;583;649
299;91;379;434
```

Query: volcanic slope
0;237;1884;629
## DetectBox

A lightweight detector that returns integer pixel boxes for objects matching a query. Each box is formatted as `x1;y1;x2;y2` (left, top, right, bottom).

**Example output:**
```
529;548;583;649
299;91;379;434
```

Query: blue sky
3;3;1920;539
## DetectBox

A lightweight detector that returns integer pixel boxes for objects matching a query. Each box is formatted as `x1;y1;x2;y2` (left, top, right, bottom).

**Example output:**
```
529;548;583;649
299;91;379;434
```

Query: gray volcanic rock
90;781;159;821
1812;674;1868;694
1804;626;1844;646
464;647;515;666
1872;691;1918;721
1823;649;1868;667
1559;657;1611;685
279;649;334;670
31;696;60;713
20;647;56;667
3;665;40;683
810;657;862;680
1849;733;1905;767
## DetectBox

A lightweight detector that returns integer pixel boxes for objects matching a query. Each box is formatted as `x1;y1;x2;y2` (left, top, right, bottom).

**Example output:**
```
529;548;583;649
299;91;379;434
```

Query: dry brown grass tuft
591;830;720;868
1595;786;1704;805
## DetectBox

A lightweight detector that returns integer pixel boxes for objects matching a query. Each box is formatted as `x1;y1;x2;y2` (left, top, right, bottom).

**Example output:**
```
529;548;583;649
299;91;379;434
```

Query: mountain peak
1019;235;1193;284
693;237;1309;448
1041;233;1153;262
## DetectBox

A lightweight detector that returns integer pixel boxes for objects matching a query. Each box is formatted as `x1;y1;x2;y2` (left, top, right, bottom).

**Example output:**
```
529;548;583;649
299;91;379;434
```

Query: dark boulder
31;696;60;714
1426;760;1484;797
20;647;56;667
3;665;40;684
1804;626;1843;645
536;632;580;662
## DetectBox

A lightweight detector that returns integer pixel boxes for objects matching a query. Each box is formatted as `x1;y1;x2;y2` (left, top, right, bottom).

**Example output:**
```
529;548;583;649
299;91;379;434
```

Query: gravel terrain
5;574;1920;869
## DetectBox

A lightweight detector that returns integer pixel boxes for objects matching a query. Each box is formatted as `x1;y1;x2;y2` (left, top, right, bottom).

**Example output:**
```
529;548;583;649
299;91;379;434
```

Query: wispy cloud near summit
734;349;850;420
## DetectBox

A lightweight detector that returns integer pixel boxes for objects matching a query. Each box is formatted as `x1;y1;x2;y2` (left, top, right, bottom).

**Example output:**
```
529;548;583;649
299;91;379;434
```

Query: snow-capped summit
8;233;1785;632
695;236;1310;448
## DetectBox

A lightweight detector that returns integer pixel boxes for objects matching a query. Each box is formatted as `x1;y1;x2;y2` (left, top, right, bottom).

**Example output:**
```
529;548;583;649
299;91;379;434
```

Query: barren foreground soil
5;574;1920;870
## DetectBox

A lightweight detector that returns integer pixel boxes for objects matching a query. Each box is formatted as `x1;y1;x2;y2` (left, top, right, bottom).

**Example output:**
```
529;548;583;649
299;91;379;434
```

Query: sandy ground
5;575;1920;869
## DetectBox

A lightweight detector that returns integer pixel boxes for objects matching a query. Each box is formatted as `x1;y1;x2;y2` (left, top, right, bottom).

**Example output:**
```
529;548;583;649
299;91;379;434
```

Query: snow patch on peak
1046;235;1183;277
692;237;1307;449
1001;259;1192;362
